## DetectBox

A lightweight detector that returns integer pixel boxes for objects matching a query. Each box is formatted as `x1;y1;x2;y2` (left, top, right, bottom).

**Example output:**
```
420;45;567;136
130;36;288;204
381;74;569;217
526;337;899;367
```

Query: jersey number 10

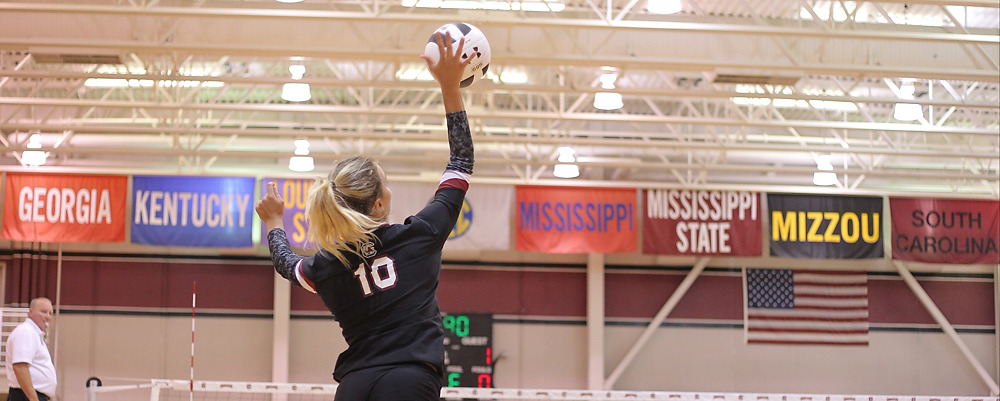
353;256;397;296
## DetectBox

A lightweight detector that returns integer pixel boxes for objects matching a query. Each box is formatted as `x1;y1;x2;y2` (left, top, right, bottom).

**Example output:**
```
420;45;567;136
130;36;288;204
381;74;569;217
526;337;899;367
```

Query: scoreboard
442;313;493;388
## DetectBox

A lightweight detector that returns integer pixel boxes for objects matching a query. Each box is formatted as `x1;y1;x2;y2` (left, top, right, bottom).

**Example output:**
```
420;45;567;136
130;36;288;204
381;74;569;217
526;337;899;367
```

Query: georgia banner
389;182;512;250
2;173;127;242
890;197;999;264
643;189;762;256
516;186;637;254
131;176;255;247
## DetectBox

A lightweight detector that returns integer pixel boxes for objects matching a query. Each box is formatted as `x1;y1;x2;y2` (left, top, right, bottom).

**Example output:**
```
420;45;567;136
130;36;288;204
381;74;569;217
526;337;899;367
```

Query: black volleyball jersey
266;111;472;382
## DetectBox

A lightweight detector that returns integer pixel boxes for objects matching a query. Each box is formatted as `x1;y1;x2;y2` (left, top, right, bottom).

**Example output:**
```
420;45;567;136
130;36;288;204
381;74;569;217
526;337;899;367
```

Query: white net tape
84;379;996;401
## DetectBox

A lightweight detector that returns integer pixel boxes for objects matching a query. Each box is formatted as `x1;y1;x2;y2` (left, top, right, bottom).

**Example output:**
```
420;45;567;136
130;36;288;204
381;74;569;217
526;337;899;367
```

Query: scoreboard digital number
442;313;493;388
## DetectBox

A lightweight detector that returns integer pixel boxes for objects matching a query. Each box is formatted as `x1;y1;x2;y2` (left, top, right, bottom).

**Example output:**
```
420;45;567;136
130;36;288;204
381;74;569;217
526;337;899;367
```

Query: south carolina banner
516;186;637;254
2;173;127;242
643;189;762;256
890;197;999;264
260;178;315;248
131;176;255;247
389;182;512;250
768;194;883;259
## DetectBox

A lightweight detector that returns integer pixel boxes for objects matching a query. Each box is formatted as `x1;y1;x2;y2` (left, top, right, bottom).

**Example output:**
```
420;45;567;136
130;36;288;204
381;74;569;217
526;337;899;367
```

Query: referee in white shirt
5;297;56;401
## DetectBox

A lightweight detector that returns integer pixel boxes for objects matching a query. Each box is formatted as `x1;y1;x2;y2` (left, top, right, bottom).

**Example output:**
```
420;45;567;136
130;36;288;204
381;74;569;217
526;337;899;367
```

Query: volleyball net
84;379;995;401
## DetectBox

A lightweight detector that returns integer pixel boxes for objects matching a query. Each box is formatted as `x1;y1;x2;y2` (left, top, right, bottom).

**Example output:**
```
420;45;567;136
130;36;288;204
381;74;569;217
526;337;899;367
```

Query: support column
586;253;605;390
604;257;709;390
273;273;291;390
894;261;999;395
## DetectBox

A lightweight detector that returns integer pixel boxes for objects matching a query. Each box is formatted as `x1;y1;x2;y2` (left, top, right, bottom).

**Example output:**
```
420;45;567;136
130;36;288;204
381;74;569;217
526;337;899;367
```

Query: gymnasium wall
0;244;995;400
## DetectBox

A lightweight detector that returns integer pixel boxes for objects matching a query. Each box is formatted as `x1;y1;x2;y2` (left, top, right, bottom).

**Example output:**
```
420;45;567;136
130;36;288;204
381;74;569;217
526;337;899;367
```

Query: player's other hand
255;182;285;230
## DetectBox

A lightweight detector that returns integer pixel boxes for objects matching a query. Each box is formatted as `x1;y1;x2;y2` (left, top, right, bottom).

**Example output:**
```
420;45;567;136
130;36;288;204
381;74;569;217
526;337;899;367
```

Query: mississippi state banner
643;189;762;256
890;197;999;264
2;173;127;242
131;176;255;247
768;194;883;259
516;186;637;254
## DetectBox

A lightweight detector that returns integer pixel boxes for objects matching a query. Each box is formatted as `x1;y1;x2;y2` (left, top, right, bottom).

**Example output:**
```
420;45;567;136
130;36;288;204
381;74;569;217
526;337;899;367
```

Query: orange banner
516;186;637;253
3;173;127;242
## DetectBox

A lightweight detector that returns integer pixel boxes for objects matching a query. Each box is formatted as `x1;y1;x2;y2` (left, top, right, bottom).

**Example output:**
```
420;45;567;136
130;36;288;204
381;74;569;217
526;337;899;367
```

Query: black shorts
335;363;441;401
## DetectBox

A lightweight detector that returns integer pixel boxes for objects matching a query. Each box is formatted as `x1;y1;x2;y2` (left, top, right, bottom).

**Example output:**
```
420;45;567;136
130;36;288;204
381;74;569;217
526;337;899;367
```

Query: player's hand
421;31;472;90
255;182;285;230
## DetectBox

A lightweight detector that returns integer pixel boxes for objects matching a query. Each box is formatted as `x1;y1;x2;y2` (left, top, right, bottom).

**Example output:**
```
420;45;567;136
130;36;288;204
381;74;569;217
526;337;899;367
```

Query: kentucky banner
768;194;883;259
2;173;127;242
516;186;637;254
890;197;999;264
260;178;315;248
643;189;762;256
131;176;255;247
389;182;512;250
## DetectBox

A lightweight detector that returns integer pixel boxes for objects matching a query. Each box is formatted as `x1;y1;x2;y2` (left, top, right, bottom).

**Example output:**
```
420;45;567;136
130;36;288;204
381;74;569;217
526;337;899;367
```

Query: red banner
890;197;999;264
642;189;762;256
3;173;128;242
516;186;637;253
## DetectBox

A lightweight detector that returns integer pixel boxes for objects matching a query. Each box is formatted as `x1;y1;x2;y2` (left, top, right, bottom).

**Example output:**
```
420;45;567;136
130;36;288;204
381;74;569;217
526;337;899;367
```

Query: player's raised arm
255;182;305;284
421;32;474;178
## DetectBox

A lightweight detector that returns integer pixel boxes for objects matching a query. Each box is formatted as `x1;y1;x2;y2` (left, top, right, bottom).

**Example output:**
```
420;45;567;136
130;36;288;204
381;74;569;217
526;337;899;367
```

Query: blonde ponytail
305;156;386;266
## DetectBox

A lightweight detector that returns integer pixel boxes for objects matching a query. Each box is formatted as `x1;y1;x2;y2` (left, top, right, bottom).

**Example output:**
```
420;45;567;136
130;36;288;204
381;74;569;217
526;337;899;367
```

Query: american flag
745;268;869;346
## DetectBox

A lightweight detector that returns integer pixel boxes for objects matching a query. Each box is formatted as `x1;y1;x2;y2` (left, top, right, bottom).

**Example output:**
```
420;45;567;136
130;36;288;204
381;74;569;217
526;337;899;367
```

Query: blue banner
131;176;255;247
260;178;314;248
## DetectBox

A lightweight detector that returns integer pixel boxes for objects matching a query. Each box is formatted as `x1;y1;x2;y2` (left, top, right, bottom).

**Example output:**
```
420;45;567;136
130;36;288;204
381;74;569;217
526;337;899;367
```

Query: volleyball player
255;32;473;401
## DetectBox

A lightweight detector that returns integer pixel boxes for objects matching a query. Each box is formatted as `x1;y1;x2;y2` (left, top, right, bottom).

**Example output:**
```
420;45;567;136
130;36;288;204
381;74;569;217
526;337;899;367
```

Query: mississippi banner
389;182;512;250
516;186;637;254
643;189;762;256
260;178;315;248
890;197;999;264
745;268;869;346
131;176;255;247
768;194;883;259
2;173;127;242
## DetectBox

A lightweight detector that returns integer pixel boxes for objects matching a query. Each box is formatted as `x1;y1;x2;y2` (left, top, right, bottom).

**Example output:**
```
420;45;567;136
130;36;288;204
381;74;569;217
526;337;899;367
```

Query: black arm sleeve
267;228;304;285
445;110;474;175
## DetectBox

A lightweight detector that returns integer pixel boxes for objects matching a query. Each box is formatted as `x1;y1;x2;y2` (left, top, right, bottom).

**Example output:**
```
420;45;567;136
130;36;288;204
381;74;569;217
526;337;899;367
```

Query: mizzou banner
260;178;315;248
643;189;762;256
890;198;999;264
388;182;512;250
131;176;255;247
2;173;127;242
516;186;637;254
769;194;883;259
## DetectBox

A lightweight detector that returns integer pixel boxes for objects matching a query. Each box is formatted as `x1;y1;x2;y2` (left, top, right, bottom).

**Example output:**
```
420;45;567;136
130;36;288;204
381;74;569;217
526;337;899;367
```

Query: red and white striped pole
190;281;196;401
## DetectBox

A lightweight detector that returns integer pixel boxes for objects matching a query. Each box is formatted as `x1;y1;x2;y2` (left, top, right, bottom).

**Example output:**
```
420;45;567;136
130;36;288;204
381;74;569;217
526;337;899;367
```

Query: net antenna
190;281;196;401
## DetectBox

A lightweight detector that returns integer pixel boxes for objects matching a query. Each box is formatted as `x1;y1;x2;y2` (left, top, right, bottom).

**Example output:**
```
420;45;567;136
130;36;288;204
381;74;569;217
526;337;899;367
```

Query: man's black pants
7;387;49;401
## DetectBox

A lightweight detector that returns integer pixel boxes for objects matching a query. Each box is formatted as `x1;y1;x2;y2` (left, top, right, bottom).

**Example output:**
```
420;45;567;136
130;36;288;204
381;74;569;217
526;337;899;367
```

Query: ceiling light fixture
893;79;922;121
646;0;682;14
812;155;837;186
21;134;48;167
401;0;565;12
288;139;315;172
594;68;623;111
553;146;580;179
281;64;311;102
